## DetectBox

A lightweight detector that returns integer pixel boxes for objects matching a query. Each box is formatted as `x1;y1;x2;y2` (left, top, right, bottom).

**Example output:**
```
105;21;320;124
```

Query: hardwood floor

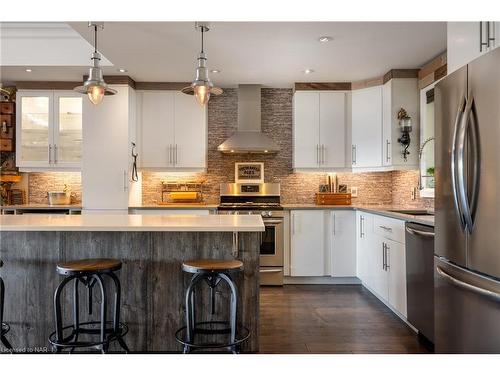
259;284;430;354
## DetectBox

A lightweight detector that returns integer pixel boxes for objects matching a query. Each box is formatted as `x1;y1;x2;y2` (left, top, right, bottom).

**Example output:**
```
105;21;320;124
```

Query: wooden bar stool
175;259;250;353
48;258;130;353
0;260;13;352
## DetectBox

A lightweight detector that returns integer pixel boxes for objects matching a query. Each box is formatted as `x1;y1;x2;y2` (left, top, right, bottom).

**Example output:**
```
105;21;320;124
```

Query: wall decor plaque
235;162;264;183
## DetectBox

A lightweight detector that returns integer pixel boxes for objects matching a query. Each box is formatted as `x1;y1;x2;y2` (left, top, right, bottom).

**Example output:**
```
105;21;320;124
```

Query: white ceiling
0;22;111;66
1;22;446;87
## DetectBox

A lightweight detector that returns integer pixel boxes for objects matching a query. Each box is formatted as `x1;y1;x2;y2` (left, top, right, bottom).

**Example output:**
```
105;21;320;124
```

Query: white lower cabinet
290;210;327;276
356;211;374;282
358;213;408;318
386;238;407;317
330;210;356;277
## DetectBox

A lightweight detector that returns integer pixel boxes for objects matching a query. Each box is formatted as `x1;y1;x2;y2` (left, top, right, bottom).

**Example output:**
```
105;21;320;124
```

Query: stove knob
261;211;267;217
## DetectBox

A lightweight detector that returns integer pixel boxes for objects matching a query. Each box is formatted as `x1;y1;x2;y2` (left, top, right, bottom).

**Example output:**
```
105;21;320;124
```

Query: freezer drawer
435;256;500;353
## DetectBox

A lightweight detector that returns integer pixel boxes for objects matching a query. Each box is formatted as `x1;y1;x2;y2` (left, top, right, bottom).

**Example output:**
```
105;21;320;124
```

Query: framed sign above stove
235;162;264;183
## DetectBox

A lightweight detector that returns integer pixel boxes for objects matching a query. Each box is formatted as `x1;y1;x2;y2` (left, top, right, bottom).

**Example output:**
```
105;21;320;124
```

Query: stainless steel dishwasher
405;222;435;345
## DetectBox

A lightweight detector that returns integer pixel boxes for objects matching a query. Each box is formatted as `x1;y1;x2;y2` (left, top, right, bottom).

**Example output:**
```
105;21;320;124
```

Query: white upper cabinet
320;92;346;168
140;91;174;169
382;78;419;169
16;90;82;170
290;210;327;276
173;92;207;169
138;90;207;170
293;91;346;170
293;92;321;169
351;86;383;169
448;22;500;74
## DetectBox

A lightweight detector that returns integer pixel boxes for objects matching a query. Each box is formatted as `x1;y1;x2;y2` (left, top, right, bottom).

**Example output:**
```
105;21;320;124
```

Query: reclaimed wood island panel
0;214;264;353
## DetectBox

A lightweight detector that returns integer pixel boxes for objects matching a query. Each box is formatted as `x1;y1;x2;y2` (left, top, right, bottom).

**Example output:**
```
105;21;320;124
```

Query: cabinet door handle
480;21;489;52
175;144;178;165
382;243;386;270
360;216;364;238
352;145;357;165
386;139;391;162
488;21;496;46
322;144;325;164
54;144;58;163
379;225;393;232
385;244;390;270
123;170;128;192
48;145;52;164
333;213;336;236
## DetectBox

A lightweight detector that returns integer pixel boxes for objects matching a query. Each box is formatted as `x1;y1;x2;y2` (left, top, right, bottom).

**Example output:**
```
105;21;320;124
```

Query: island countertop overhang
0;214;265;232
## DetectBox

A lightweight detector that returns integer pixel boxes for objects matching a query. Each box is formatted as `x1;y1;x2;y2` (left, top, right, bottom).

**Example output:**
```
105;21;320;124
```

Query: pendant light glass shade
194;84;210;106
181;22;222;105
74;23;116;105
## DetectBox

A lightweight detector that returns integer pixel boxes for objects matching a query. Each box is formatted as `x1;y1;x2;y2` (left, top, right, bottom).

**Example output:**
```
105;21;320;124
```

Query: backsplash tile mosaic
28;172;81;204
25;88;433;209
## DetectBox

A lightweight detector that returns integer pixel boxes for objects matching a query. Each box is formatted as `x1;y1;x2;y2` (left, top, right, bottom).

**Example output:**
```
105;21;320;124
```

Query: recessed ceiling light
303;69;314;74
118;68;127;73
318;36;333;43
25;68;32;72
210;69;221;73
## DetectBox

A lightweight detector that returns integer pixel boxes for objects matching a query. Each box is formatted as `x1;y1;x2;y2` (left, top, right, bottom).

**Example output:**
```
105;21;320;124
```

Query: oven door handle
263;220;284;224
259;268;283;273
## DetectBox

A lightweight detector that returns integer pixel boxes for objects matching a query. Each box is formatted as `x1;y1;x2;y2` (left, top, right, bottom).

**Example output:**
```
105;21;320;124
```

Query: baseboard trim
284;276;361;285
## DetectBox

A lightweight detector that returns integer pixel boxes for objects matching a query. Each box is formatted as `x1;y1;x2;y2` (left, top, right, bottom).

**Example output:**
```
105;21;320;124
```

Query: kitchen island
0;214;264;353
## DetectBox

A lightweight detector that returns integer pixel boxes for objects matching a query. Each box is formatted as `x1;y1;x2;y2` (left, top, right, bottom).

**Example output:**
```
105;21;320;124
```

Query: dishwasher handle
405;225;435;238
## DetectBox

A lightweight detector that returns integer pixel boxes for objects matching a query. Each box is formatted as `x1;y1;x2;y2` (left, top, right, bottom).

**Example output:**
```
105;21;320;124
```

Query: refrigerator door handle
436;266;500;302
464;95;481;233
451;96;467;231
457;95;477;233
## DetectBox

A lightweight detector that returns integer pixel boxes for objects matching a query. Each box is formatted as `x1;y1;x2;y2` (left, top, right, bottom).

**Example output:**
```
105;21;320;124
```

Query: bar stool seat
56;258;122;276
182;259;243;274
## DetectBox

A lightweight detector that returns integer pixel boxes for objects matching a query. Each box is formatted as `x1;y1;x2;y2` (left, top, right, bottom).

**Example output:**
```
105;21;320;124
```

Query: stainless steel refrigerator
435;46;500;353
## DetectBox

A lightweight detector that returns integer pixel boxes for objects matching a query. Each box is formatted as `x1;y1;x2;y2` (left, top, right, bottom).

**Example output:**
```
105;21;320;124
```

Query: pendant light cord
94;24;98;53
201;27;204;53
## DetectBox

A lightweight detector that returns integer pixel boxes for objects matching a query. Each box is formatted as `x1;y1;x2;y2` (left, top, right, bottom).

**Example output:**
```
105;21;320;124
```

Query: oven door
259;219;284;267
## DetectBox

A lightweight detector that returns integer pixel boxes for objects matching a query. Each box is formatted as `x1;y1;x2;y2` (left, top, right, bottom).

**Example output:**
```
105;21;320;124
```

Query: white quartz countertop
0;214;265;232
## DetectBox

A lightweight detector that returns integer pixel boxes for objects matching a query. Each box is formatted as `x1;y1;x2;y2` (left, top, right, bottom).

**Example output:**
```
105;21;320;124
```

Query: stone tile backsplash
25;88;434;209
28;172;82;204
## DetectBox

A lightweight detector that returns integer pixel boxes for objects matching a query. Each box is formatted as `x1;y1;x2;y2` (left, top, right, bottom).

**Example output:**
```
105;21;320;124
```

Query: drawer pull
379;225;393;232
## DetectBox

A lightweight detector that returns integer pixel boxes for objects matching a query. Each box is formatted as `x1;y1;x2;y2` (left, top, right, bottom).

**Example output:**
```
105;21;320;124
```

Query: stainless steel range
218;183;284;286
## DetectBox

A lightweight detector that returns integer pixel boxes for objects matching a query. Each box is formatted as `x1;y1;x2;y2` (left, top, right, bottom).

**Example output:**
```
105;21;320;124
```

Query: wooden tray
315;193;352;205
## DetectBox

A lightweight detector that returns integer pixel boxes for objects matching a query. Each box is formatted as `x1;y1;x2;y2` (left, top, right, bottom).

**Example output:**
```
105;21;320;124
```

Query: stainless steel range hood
217;84;279;154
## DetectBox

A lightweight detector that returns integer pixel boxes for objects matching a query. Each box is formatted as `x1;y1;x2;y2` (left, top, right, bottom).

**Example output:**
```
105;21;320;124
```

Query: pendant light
74;22;116;105
181;22;223;106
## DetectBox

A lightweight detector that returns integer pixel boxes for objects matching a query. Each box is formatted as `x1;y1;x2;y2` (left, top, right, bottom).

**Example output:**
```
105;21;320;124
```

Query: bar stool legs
176;266;250;354
1;274;13;352
50;270;129;353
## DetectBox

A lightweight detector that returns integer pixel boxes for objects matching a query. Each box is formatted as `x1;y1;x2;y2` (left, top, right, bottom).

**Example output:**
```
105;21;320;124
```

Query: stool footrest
48;321;128;351
175;321;250;351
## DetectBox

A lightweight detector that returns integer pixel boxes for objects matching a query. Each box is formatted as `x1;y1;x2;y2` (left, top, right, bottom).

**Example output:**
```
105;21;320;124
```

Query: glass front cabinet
16;90;82;170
